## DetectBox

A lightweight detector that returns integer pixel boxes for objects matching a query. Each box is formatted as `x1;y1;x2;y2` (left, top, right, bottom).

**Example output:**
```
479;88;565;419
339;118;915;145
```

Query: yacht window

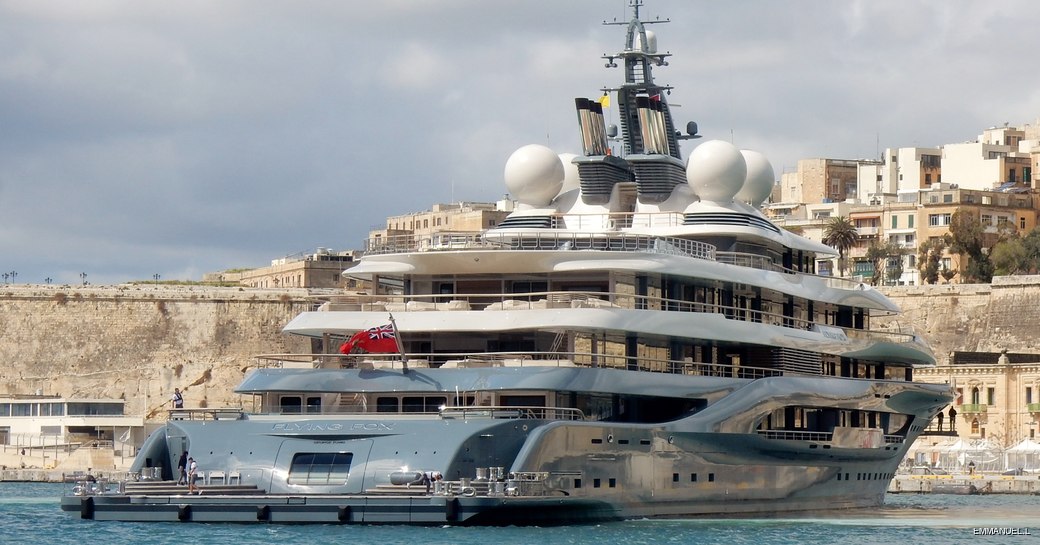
280;396;302;414
500;395;546;407
453;395;476;407
403;396;447;413
287;452;354;485
376;397;399;413
306;396;321;414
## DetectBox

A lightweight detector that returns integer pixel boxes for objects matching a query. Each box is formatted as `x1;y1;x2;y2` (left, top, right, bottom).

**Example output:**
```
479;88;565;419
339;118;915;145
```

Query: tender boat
62;0;952;524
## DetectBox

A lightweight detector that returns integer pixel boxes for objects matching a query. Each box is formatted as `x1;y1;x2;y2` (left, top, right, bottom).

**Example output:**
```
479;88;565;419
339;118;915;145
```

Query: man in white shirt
187;457;199;494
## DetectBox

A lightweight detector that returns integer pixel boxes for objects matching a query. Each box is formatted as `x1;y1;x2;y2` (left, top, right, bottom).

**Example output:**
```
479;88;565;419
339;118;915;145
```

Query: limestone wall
0;285;313;418
879;275;1040;361
4;277;1040;424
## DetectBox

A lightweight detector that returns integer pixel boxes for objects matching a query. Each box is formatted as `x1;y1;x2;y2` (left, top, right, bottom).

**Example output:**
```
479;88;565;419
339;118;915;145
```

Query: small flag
649;93;661;102
598;94;610;108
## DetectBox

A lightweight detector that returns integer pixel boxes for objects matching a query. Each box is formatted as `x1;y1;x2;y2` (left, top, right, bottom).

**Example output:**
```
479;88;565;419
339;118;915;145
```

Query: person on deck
177;451;189;485
187;457;199;494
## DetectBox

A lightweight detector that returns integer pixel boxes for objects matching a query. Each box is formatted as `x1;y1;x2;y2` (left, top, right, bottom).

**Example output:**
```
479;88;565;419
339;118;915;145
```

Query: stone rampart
0;285;313;418
4;277;1040;423
879;275;1040;360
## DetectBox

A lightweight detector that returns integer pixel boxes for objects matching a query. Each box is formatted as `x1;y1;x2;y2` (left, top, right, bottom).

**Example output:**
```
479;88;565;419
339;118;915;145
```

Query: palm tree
823;216;857;277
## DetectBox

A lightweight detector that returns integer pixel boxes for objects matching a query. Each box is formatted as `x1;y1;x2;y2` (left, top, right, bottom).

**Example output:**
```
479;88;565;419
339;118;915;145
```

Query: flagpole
388;313;409;372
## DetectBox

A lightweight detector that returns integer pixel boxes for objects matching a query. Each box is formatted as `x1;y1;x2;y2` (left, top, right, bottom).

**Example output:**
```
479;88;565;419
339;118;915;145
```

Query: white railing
315;289;919;345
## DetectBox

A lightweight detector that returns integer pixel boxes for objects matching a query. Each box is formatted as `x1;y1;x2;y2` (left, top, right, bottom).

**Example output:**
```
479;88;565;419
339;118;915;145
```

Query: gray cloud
2;0;1039;285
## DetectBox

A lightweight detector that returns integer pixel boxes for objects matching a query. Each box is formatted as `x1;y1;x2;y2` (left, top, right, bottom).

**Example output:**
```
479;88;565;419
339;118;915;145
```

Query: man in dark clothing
177;451;189;485
947;406;957;429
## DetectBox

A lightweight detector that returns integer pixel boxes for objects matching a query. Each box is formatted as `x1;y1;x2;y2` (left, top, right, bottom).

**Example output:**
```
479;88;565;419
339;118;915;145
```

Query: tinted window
288;452;354;485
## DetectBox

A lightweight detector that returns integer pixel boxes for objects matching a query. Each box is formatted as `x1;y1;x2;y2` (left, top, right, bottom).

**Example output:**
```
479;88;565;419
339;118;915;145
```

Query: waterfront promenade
890;473;1040;494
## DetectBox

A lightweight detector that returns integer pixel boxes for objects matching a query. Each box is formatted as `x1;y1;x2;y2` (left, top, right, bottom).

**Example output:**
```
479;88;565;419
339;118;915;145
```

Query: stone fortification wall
0;285;313;418
879;275;1040;362
4;277;1040;423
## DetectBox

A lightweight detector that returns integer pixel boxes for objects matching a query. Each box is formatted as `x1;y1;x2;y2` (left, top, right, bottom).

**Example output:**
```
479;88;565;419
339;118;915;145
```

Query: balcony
959;403;988;414
1027;403;1040;414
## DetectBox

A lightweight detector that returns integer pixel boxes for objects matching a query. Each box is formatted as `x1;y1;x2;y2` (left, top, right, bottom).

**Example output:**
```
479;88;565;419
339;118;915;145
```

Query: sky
2;0;1040;286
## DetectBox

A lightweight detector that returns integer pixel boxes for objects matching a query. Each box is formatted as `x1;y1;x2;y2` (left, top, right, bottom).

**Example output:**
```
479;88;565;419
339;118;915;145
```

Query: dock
888;473;1040;494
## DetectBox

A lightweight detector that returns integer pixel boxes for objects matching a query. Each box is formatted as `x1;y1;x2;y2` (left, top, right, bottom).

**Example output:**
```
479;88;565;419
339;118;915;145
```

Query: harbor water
2;483;1036;544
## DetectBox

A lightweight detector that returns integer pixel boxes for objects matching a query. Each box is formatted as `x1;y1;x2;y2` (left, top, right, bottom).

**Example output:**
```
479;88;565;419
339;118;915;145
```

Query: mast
602;0;687;161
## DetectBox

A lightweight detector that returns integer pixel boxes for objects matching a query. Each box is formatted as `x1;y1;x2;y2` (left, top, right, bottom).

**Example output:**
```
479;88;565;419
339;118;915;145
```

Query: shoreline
889;473;1040;494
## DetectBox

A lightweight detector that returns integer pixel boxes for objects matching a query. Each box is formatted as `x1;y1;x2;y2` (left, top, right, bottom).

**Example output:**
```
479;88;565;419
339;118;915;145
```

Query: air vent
630;160;686;197
498;216;553;229
683;212;782;234
772;348;822;375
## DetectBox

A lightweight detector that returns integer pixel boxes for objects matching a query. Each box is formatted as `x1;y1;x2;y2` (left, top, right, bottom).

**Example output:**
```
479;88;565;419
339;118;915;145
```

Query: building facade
915;351;1040;447
208;249;361;290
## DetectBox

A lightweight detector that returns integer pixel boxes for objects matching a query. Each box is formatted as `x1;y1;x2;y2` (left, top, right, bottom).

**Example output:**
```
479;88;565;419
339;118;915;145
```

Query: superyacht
63;1;952;524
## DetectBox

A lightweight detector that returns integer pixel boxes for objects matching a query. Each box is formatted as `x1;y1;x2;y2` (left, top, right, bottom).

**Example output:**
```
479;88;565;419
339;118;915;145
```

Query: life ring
72;485;86;496
460;486;476;497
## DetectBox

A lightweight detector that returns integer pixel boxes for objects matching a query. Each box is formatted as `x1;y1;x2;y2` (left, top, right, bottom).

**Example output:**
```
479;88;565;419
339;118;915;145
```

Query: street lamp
45;277;52;285
153;273;161;282
80;272;87;286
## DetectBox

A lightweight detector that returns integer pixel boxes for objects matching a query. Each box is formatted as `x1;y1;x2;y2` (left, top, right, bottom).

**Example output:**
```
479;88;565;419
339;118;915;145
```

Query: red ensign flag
339;324;398;354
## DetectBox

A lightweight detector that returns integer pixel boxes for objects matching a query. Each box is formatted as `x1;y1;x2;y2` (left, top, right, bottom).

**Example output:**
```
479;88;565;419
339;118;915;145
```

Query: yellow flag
598;94;610;108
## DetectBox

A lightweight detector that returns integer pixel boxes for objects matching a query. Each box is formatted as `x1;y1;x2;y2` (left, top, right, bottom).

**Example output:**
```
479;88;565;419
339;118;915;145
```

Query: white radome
685;140;747;202
504;144;565;206
558;153;580;195
735;150;775;206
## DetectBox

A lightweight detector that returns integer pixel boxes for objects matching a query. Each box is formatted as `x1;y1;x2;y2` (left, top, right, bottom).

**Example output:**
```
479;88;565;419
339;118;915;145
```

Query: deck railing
317;289;919;346
757;430;834;442
253;351;785;380
166;408;245;421
439;406;586;421
362;229;866;291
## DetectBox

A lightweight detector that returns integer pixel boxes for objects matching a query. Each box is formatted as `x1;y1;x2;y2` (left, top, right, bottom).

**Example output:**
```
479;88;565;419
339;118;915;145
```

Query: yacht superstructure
62;1;952;524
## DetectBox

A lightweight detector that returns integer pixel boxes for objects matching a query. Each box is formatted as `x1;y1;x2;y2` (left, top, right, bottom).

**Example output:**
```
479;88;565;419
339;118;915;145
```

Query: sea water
2;482;1037;545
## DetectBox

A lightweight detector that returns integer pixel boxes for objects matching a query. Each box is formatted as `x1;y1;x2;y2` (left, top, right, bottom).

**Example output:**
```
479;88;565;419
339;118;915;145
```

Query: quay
889;473;1040;494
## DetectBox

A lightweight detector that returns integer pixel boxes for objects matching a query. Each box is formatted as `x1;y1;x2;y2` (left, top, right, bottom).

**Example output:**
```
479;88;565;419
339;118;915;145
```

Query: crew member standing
187;457;199;494
172;388;184;409
177;451;189;485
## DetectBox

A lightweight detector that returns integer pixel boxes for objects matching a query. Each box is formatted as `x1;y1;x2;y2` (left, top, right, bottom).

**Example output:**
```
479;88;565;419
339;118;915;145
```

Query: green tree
991;227;1040;275
918;237;945;285
990;236;1028;275
947;210;994;283
885;242;906;284
823;216;857;277
864;240;902;286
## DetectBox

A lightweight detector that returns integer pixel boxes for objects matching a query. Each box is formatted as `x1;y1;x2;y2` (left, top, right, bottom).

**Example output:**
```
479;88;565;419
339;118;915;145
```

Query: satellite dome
558;153;580;194
504;144;565;206
735;150;775;206
686;140;746;202
635;30;657;54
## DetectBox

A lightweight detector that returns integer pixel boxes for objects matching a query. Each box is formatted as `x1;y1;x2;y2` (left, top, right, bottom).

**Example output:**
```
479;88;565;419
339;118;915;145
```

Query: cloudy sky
2;0;1039;286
